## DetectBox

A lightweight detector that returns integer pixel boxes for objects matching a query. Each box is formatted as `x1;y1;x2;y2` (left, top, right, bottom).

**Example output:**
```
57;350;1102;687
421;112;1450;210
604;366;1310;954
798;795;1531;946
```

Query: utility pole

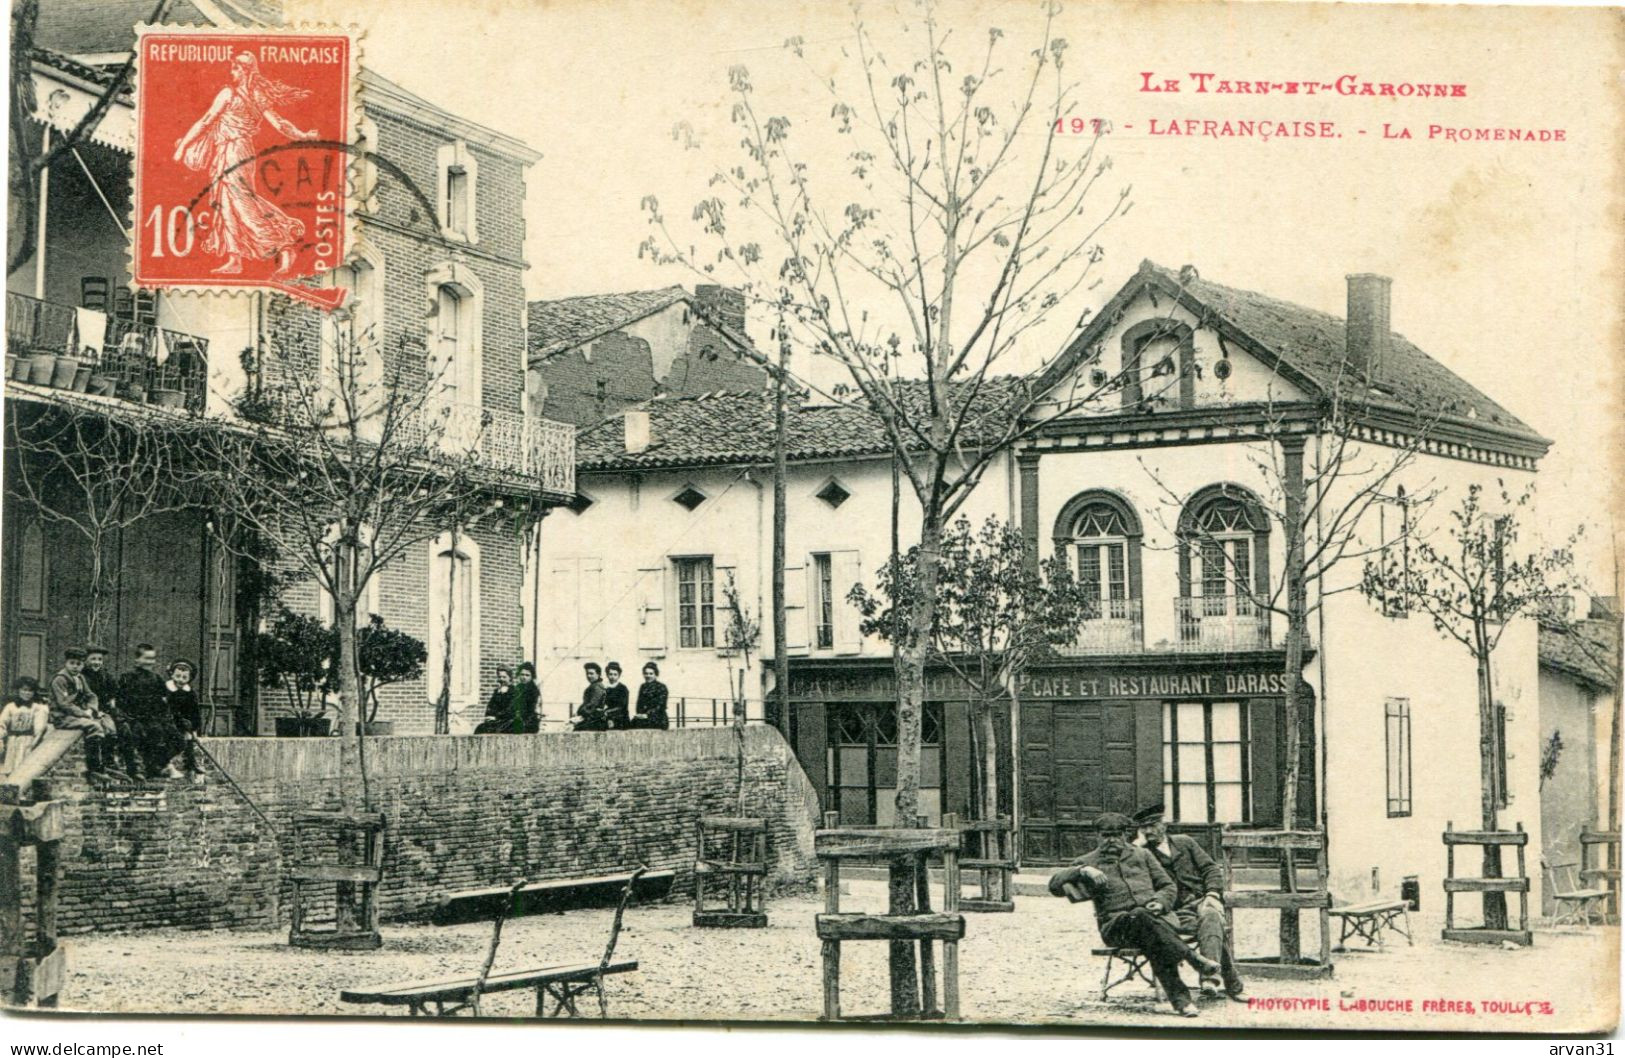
772;317;789;734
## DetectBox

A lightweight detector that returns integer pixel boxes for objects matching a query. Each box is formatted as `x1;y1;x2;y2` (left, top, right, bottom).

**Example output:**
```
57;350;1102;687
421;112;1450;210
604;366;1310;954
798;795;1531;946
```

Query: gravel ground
51;882;1620;1032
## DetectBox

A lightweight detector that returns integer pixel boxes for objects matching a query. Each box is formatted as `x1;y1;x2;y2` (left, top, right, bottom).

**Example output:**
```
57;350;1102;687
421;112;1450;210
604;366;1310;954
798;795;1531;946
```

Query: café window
827;703;945;826
1162;700;1251;824
1385;697;1412;817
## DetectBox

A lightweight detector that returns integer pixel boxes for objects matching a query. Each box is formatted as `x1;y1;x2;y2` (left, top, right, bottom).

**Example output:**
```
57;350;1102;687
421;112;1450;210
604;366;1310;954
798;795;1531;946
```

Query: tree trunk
332;595;363;932
884;508;941;1017
977;701;998;821
1475;636;1508;929
1278;438;1307;960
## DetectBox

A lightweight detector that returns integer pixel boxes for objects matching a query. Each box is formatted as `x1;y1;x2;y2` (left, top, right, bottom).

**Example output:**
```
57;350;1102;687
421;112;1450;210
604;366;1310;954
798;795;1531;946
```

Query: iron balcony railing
6;290;209;413
1174;594;1273;651
1056;596;1145;655
422;400;576;497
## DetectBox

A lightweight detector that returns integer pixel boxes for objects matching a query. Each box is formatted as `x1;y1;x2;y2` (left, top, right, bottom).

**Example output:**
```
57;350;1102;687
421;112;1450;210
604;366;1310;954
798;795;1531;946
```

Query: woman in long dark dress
633;662;669;729
474;666;514;734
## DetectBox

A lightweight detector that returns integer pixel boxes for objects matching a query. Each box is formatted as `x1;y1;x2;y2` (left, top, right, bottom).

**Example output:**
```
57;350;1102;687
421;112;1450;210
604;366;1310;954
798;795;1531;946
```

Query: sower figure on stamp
1134;803;1247;1001
1049;812;1221;1018
172;51;318;276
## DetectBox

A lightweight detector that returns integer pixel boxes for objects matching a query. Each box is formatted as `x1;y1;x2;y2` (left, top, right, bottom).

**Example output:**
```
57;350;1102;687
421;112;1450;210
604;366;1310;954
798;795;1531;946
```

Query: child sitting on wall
0;677;51;780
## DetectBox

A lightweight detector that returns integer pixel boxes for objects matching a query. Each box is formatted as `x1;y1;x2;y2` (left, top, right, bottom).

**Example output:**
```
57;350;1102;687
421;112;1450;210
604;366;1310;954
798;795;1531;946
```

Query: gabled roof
528;287;754;363
575;381;1022;472
1539;618;1622;692
1040;260;1548;453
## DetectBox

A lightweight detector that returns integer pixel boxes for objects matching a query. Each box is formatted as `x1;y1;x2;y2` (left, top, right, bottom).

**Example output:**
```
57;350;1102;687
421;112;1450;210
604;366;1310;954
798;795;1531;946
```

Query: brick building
4;0;575;735
527;284;769;427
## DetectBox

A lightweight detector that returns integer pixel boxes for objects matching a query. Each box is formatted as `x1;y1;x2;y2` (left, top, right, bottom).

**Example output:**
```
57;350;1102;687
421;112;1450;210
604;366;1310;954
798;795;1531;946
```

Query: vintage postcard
1;0;1620;1044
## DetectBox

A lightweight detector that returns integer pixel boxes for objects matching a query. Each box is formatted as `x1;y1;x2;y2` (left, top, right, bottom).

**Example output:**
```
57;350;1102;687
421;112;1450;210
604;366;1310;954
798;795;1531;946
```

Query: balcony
440;401;576;497
5;290;208;414
1056;597;1144;655
1175;594;1272;652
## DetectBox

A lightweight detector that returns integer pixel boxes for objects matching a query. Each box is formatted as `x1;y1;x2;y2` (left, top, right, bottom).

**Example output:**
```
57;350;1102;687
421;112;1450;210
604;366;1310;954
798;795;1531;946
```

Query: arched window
317;522;382;627
1053;490;1143;649
424;262;484;450
1177;485;1271;647
1119;318;1196;410
427;530;481;711
321;247;385;430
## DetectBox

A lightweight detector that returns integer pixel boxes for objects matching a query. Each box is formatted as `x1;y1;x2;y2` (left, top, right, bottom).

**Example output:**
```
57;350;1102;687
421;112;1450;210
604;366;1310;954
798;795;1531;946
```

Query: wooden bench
343;868;645;1018
432;868;674;925
1329;899;1413;949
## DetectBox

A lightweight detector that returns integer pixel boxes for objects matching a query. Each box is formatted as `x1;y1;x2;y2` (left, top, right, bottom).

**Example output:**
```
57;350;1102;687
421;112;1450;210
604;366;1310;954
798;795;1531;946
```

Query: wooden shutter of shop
548;559;575;656
578;557;603;653
636;563;667;653
783;560;809;654
795;700;829;810
1248;698;1280;826
714;556;739;651
831;550;862;655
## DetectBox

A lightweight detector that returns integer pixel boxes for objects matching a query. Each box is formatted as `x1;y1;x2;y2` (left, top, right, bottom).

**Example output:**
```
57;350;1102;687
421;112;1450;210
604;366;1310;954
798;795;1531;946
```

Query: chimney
623;408;651;454
1345;273;1392;382
693;284;747;336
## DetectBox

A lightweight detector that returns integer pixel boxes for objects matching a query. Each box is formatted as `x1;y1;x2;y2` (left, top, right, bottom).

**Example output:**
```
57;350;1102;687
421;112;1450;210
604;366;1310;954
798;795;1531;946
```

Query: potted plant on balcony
149;362;187;410
254;607;337;737
25;347;58;385
350;616;426;735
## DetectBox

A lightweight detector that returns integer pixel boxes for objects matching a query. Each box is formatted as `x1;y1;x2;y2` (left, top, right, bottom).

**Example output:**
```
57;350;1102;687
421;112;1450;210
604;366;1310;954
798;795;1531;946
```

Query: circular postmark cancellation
132;26;358;309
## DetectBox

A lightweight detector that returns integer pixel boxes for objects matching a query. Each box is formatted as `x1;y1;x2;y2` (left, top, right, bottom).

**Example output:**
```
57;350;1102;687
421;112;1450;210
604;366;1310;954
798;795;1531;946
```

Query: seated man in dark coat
1049;811;1219;1017
1134;803;1246;1000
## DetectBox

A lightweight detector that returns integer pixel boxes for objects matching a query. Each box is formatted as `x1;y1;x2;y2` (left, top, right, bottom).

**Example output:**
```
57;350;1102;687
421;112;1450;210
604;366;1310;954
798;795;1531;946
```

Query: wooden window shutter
832;550;863;655
579;557;603;653
636;564;667;653
548;559;575;656
783;560;808;654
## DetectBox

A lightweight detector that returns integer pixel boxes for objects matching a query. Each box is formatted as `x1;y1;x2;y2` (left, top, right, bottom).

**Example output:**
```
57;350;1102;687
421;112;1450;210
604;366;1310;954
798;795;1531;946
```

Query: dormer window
436;140;478;242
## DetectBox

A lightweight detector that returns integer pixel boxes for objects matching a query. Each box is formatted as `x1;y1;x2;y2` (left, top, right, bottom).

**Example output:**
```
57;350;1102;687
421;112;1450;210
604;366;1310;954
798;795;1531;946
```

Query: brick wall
28;726;818;935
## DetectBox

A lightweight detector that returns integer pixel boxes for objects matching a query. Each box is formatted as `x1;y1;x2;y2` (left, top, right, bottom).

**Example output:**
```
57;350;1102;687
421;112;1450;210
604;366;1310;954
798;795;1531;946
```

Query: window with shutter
637;565;668;652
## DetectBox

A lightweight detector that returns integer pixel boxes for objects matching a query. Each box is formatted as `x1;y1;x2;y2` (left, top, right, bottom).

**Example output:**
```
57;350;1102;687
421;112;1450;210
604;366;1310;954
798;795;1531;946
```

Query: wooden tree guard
1442;821;1532;946
1220;827;1333;979
815;811;964;1021
289;809;385;951
1;799;67;1007
693;815;769;928
953;815;1015;913
1579;824;1621;921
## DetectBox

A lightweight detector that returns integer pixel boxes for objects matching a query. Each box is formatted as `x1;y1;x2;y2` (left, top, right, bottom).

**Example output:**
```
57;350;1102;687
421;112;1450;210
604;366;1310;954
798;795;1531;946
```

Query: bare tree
851;514;1092;821
6;400;197;644
1361;481;1577;929
642;0;1137;839
1142;374;1442;956
187;312;534;807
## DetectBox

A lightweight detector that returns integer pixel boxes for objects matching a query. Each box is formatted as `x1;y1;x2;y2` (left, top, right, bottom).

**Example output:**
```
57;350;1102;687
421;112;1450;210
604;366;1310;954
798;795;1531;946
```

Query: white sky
290;0;1624;587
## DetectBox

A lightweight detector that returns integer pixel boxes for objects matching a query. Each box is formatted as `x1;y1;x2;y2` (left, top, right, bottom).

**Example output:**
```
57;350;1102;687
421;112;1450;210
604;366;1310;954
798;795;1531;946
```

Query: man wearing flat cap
1134;803;1246;1000
1048;811;1220;1017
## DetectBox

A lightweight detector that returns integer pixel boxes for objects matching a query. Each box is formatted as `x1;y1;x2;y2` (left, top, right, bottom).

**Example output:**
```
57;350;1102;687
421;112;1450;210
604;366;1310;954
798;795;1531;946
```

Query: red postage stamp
133;27;356;308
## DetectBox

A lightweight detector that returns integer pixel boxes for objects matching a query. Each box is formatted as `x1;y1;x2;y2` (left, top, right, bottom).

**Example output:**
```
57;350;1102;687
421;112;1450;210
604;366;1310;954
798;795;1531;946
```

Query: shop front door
1019;699;1142;864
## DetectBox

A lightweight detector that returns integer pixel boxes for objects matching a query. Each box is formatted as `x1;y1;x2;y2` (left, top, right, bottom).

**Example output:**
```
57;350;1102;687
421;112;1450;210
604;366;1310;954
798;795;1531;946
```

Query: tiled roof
575;381;1022;471
530;288;754;362
34;0;253;55
1539;618;1622;691
1045;260;1547;450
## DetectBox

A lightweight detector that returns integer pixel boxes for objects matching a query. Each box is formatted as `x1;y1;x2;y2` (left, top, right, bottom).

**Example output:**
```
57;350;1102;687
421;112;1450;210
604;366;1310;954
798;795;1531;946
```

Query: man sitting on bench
1049;811;1220;1018
1134;803;1247;1002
